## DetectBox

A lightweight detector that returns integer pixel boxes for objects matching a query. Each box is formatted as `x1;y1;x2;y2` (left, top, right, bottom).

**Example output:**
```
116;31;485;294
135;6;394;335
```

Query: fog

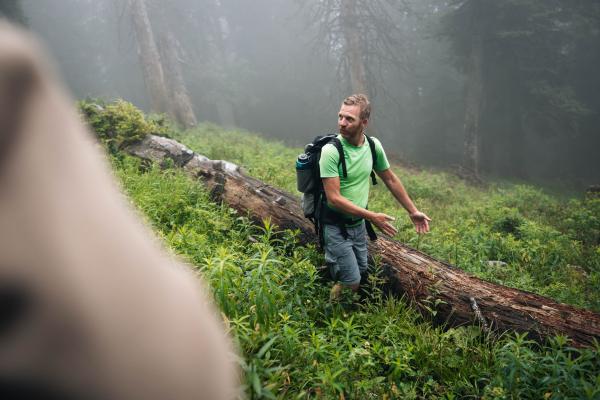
5;0;599;189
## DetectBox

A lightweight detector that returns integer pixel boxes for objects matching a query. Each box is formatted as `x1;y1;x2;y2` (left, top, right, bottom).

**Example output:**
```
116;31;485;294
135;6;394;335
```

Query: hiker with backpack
296;94;431;300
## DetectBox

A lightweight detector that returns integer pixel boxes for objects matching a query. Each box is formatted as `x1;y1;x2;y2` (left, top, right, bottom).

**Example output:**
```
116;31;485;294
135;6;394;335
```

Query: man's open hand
369;212;398;236
409;211;431;234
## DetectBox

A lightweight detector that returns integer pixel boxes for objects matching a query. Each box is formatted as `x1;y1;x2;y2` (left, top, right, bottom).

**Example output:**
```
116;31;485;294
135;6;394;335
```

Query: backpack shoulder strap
331;137;347;178
366;135;378;185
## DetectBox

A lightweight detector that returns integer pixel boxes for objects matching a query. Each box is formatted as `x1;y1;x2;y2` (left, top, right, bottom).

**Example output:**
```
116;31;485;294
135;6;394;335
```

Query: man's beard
340;125;362;136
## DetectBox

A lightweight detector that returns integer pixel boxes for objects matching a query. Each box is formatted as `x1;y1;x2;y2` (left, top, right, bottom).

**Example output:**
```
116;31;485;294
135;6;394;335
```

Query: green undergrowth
111;155;600;399
174;126;600;312
82;100;600;398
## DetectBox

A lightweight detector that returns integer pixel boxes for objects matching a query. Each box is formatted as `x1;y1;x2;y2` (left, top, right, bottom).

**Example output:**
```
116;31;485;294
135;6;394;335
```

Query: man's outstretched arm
322;177;398;236
375;168;431;234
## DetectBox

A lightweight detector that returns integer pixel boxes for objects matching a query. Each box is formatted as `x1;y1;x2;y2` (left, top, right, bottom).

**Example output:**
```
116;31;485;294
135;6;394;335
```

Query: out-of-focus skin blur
0;22;237;400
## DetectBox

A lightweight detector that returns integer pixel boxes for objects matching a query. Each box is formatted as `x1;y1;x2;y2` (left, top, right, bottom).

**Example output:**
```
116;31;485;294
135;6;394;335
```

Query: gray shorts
323;221;368;285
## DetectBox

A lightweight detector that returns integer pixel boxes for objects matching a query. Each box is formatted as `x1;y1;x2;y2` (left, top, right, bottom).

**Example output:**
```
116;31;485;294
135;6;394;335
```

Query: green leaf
257;336;278;359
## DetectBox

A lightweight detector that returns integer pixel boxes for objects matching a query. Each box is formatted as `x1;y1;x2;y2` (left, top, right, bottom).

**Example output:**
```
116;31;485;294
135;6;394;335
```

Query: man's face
338;104;367;139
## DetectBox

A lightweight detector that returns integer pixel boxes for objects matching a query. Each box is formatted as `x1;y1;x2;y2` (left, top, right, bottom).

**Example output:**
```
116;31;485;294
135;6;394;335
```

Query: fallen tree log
126;134;600;348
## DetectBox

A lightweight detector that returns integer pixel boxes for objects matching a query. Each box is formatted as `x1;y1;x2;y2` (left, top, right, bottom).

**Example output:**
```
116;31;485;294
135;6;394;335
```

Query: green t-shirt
319;134;390;215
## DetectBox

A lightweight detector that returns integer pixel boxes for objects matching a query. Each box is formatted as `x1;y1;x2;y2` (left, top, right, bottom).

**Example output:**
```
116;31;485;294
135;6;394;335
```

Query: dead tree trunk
128;0;169;114
157;30;197;129
125;135;600;348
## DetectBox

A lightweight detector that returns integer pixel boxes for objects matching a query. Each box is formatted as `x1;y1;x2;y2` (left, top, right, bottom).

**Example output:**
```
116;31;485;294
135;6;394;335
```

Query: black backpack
296;134;378;246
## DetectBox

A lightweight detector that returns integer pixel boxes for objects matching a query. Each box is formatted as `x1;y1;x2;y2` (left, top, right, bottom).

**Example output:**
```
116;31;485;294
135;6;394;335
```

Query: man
320;94;431;299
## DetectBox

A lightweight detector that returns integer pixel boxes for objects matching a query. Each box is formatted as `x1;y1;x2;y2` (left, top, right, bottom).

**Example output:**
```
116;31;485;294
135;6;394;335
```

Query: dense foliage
83;100;600;398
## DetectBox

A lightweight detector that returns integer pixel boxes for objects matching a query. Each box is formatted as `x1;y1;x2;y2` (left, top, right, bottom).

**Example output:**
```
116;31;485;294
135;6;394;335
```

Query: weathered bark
462;0;483;179
157;30;197;128
341;0;368;95
128;0;169;114
125;134;600;348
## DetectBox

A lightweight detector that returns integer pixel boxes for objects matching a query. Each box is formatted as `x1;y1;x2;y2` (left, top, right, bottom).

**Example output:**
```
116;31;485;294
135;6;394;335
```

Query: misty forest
2;0;600;399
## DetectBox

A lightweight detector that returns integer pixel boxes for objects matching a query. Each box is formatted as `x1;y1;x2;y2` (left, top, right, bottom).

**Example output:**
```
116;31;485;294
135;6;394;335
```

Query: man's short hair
343;94;371;120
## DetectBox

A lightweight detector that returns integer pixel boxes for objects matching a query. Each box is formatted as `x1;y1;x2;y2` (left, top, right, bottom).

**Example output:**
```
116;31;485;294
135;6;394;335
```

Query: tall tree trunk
507;63;527;179
157;30;197;129
341;0;368;95
462;0;484;179
128;0;168;114
208;1;236;128
214;98;236;129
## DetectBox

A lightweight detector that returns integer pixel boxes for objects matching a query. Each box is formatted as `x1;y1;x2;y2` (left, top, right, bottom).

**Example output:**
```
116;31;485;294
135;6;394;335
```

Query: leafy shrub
561;198;600;247
78;99;171;153
490;208;525;237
